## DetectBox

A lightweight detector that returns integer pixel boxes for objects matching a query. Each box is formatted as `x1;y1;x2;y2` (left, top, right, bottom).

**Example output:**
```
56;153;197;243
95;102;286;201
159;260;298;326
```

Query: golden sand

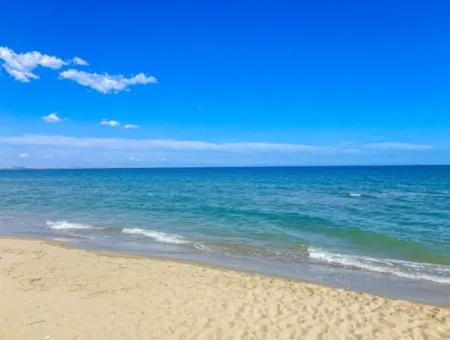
0;238;449;339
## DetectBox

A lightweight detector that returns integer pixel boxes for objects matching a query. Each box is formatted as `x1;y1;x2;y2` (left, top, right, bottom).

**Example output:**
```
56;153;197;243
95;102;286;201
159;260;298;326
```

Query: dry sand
0;237;449;340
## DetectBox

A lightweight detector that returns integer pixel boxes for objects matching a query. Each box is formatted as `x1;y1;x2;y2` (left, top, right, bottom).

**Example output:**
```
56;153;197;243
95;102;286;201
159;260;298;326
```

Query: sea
1;166;449;304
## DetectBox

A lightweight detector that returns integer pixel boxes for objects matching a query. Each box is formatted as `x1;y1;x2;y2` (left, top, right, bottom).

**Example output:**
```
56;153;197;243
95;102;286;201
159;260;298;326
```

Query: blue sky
1;0;449;167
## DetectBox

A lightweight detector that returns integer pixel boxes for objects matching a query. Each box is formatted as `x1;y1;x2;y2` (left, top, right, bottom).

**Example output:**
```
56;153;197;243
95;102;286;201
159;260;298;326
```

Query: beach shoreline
2;235;450;308
2;167;449;306
1;237;449;339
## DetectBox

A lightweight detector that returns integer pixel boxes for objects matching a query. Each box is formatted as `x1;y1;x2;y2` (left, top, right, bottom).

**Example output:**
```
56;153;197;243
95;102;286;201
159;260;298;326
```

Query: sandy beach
0;237;449;340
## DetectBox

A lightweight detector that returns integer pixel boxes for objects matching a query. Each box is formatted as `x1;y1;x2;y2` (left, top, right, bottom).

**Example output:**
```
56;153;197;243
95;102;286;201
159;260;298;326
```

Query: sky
0;0;449;168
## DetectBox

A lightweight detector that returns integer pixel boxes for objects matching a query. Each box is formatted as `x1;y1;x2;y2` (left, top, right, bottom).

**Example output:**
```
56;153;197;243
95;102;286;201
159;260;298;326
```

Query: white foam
46;220;101;231
193;242;213;252
309;248;450;284
122;228;190;245
348;193;362;197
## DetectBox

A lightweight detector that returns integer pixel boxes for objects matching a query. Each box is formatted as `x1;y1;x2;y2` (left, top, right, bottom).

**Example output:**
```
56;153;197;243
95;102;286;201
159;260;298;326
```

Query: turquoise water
1;166;449;302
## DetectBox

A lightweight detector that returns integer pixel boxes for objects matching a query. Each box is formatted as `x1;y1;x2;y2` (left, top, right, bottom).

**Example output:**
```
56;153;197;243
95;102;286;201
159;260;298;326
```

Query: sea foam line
121;228;190;245
309;248;450;284
47;221;190;246
46;220;103;231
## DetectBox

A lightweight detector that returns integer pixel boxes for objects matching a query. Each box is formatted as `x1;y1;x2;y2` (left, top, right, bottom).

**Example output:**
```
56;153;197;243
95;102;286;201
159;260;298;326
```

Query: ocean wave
122;228;190;245
308;248;450;284
46;220;103;231
192;242;213;252
46;220;192;246
348;192;362;197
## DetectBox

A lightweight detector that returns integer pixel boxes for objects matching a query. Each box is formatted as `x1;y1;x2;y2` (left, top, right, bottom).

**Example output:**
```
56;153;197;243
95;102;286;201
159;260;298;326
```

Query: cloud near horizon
124;124;139;129
0;135;435;154
42;112;62;123
364;142;432;151
100;119;120;127
100;120;140;129
0;135;439;168
18;152;29;158
0;135;334;153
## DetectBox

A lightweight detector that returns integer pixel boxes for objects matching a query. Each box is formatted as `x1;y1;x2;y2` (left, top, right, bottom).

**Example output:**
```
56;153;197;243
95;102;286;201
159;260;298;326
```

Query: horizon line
1;164;450;171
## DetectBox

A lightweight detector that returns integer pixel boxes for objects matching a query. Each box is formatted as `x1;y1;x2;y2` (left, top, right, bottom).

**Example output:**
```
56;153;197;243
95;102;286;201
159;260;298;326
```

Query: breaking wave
46;220;103;231
121;228;190;244
309;247;450;284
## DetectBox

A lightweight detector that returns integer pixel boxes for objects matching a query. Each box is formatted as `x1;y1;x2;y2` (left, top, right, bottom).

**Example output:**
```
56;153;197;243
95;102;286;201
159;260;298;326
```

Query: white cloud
364;142;432;151
1;135;435;156
42;112;62;123
100;119;120;127
0;46;153;95
0;46;67;82
124;124;139;129
59;69;157;94
18;152;29;158
0;135;333;153
71;56;89;66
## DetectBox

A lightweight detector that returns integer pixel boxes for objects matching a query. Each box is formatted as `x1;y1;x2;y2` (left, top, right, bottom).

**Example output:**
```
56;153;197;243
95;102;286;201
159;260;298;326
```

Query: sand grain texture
0;238;449;339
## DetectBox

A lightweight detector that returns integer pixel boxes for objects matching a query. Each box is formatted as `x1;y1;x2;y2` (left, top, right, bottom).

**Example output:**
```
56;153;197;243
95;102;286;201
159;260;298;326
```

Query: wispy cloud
42;112;62;123
60;69;157;94
1;135;434;154
71;56;89;66
100;119;120;127
18;152;29;158
341;148;362;154
0;46;67;82
0;135;333;153
124;124;139;129
0;136;439;168
364;142;432;151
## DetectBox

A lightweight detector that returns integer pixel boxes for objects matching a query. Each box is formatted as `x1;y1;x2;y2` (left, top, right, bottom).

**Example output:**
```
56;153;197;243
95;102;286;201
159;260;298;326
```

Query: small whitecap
46;220;100;230
122;228;190;245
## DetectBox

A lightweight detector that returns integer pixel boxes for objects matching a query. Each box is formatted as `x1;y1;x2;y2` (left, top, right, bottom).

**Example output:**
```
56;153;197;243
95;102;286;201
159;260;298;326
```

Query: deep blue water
1;166;449;303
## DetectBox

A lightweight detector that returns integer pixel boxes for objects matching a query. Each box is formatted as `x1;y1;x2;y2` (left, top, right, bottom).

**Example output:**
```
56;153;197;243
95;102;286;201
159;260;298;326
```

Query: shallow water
1;166;449;304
